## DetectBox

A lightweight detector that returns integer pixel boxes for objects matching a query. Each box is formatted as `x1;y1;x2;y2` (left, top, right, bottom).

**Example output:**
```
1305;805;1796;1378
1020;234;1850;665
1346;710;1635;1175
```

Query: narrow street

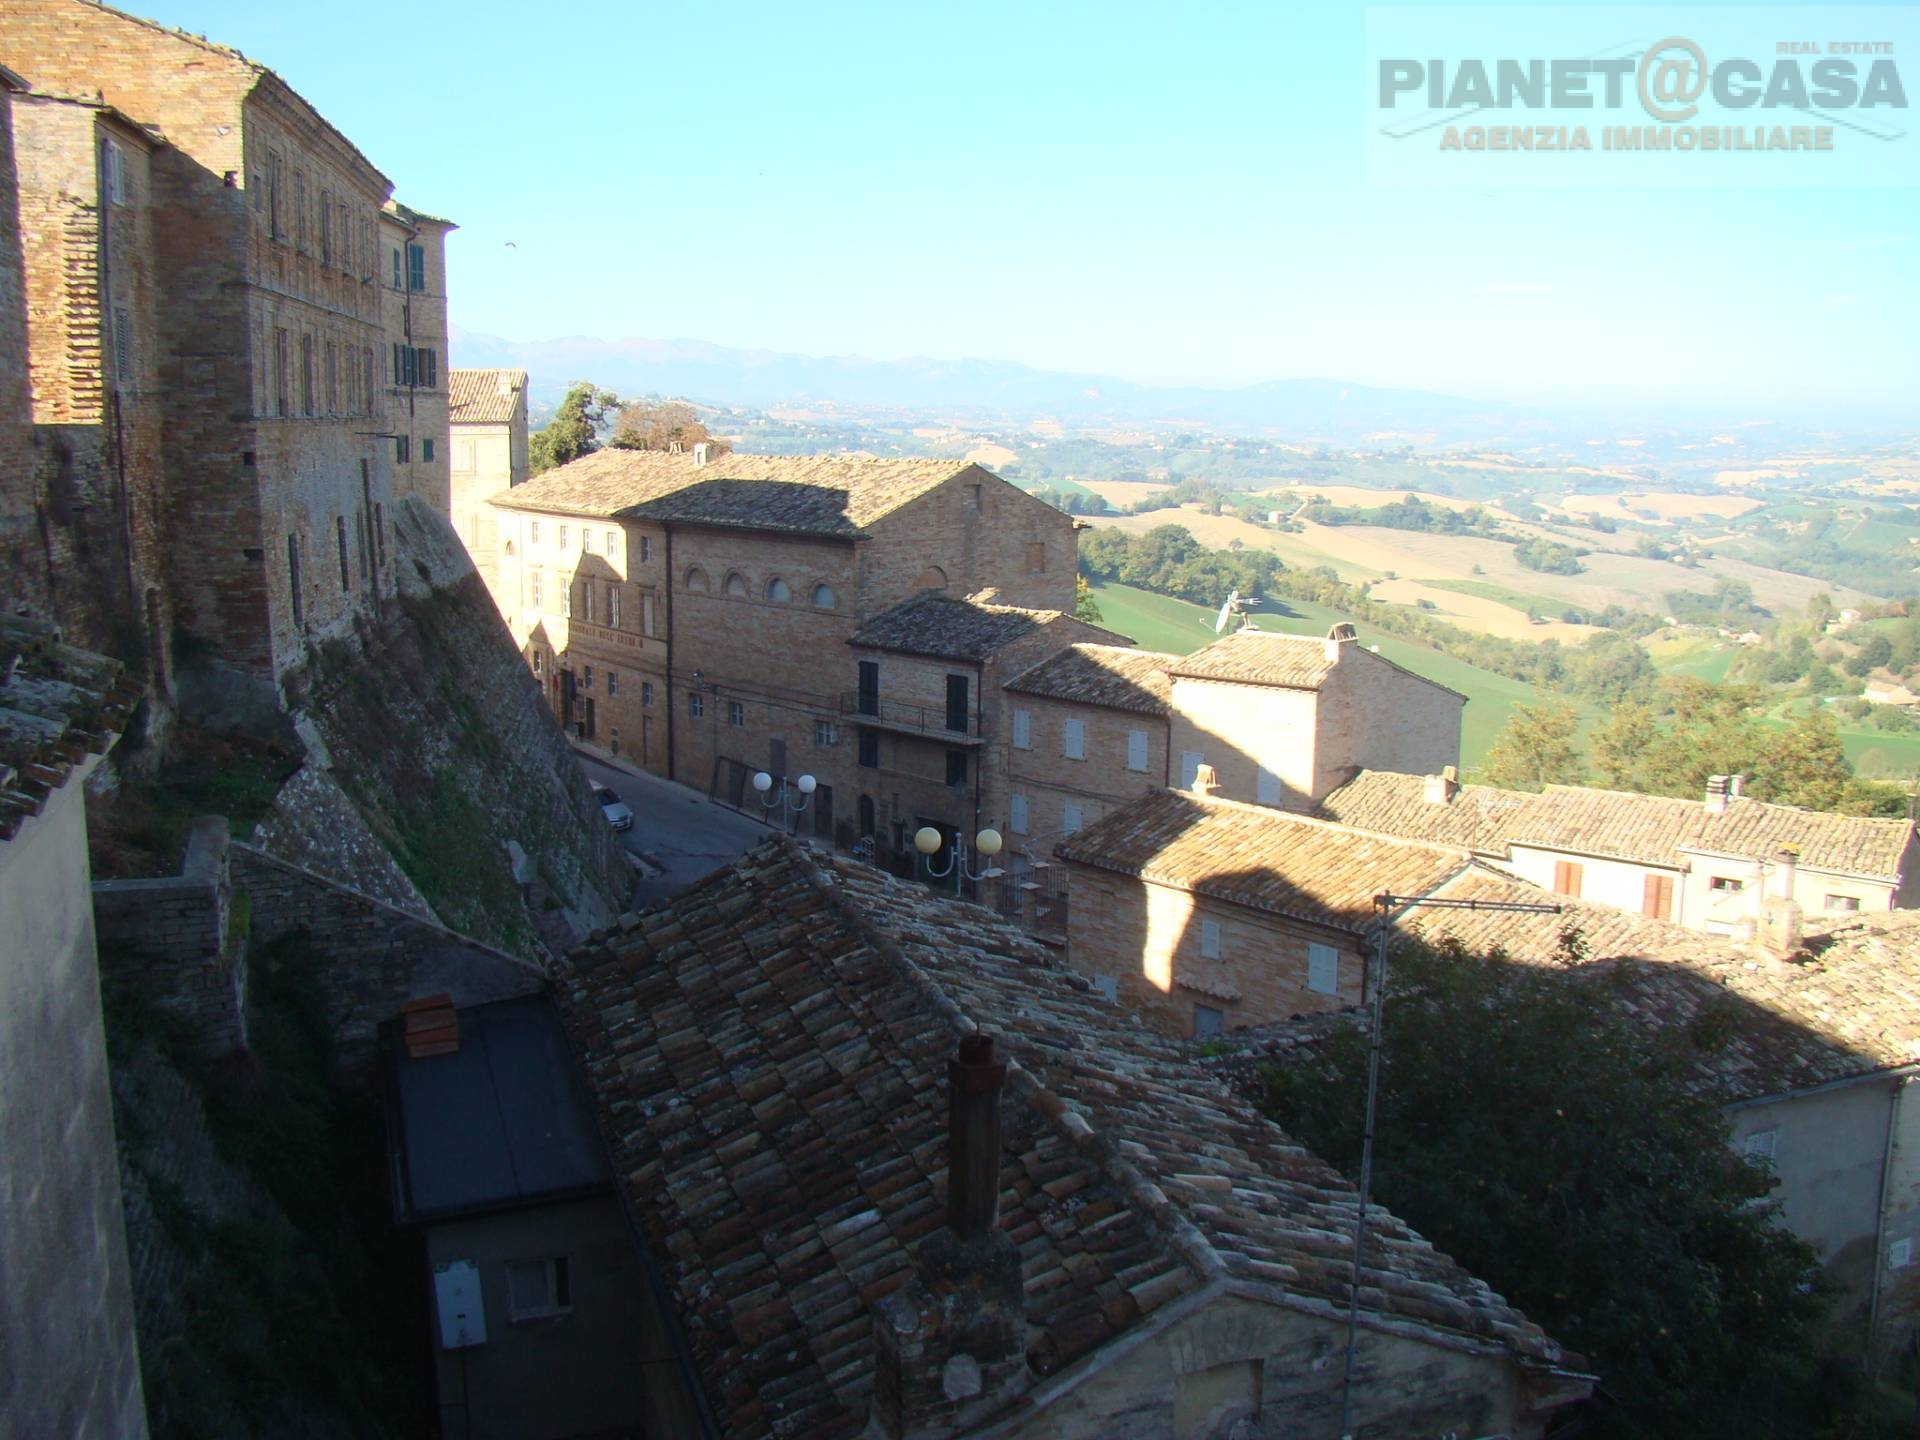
570;742;786;907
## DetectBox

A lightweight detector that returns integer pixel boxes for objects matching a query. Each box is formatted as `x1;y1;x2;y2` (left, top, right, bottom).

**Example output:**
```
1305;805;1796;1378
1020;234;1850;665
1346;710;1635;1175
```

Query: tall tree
1477;700;1585;790
1073;575;1103;624
608;398;727;455
528;382;620;475
1260;937;1836;1439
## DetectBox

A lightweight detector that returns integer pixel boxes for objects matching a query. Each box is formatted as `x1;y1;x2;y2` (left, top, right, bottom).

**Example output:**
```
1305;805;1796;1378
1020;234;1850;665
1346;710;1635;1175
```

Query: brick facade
0;73;48;624
448;368;527;587
0;0;451;721
379;203;453;513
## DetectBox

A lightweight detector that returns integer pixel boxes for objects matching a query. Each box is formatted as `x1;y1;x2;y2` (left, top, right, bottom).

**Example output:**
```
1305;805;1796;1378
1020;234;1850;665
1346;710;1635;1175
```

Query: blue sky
124;0;1917;416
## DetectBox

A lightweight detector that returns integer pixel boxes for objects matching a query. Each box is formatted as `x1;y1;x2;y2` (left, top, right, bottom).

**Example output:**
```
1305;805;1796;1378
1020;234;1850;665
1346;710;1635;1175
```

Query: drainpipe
1867;1075;1911;1371
663;525;676;783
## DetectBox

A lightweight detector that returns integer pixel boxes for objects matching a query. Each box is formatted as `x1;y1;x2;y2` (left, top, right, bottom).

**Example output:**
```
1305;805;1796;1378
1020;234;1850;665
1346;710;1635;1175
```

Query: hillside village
3;4;1920;1439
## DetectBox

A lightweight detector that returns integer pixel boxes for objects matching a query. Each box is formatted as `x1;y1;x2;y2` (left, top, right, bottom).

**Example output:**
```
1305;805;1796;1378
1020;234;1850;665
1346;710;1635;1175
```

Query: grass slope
1088;580;1551;768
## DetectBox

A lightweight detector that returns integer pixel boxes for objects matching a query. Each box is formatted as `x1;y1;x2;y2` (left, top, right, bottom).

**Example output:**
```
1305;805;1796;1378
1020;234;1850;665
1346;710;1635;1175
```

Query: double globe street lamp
913;824;1005;896
752;770;816;834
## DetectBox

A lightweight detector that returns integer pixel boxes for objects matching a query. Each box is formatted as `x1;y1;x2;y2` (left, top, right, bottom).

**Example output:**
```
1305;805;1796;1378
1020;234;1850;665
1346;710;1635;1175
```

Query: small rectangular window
1092;975;1118;1003
580;583;593;624
1307;942;1339;996
641;681;655;706
727;699;745;728
607;586;621;628
1825;894;1862;913
1010;793;1028;834
607;530;620;558
640;535;653;563
335;515;351;591
558;525;568;549
1063;717;1085;760
391;246;402;288
858;731;878;768
103;139;126;204
408;242;426;291
531;650;543;676
689;692;704;720
582;665;593;689
1200;919;1221;959
1012;709;1031;750
1025;540;1046;573
641;593;657;636
1709;876;1745;894
529;520;540;544
1256;766;1282;806
1552;860;1584;899
1742;1129;1778;1164
395;435;411;463
815;720;838;747
1892;1239;1914;1270
507;1257;571;1320
606;671;618;696
946;749;968;788
1063;802;1083;835
422;438;435;462
530;570;542;608
1193;1005;1225;1039
1127;729;1149;773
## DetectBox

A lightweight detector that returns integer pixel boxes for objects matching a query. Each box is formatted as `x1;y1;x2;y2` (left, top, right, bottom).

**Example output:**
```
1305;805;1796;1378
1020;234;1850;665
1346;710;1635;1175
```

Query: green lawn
1087;580;1556;769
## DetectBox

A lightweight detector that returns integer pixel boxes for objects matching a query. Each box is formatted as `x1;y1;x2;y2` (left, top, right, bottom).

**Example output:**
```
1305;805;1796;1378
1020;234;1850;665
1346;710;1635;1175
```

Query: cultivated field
1556;492;1766;525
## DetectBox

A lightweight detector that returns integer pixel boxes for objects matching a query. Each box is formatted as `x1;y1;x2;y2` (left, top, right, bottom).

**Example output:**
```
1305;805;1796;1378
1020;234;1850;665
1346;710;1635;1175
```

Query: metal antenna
1336;891;1562;1440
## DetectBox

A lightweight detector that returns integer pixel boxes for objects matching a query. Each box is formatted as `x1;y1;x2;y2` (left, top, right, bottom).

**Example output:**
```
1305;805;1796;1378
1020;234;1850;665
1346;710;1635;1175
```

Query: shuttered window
1009;793;1028;834
1257;766;1282;805
1553;860;1584;898
1126;729;1149;772
1063;717;1085;760
1062;802;1083;835
1200;920;1221;959
1012;709;1031;750
1642;873;1674;920
1307;943;1339;996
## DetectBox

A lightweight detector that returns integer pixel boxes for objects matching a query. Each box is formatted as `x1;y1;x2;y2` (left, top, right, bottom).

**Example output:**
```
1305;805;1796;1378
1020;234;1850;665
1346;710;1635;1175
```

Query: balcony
840;691;984;745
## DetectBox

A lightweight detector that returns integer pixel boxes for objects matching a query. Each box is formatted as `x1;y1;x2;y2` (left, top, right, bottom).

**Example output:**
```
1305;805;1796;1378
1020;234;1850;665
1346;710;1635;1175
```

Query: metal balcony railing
839;691;981;740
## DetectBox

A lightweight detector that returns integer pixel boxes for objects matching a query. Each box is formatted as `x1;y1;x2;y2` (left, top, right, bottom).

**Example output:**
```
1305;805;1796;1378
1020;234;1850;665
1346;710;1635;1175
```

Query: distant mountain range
448;326;1915;455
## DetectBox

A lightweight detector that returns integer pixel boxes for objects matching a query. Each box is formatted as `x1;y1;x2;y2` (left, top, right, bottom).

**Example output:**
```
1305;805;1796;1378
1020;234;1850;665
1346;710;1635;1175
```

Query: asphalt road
571;745;783;907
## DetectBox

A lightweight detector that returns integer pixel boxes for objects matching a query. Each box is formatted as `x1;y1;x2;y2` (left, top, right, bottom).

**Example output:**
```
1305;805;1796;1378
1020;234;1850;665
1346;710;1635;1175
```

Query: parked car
590;781;634;832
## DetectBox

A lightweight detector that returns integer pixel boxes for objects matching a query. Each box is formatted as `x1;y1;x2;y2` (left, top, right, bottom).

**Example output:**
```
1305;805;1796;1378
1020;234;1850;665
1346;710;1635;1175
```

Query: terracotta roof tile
558;839;1562;1435
847;593;1075;662
1004;644;1176;715
0;615;140;842
447;368;525;425
1318;771;1916;882
490;451;976;537
1168;628;1466;701
1057;789;1471;936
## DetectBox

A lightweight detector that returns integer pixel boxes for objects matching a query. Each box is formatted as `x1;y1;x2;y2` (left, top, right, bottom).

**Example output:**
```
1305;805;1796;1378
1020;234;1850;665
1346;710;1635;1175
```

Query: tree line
529;383;730;475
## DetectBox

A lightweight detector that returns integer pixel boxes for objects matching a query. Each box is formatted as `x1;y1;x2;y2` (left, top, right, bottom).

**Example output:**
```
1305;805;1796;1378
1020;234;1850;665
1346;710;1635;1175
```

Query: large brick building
0;0;453;722
447;367;527;584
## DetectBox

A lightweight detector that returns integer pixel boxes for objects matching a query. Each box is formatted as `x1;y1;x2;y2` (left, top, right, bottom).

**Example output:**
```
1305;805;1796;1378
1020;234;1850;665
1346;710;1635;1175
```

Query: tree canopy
1478;700;1585;790
608;398;728;456
1258;936;1841;1438
528;382;620;475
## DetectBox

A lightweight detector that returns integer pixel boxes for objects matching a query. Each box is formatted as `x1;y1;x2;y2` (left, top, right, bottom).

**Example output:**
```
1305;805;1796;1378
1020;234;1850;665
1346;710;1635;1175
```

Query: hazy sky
120;0;1918;415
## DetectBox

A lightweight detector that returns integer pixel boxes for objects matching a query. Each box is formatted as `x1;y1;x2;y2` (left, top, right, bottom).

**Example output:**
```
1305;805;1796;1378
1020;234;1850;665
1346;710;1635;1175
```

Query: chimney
693;441;711;466
401;993;459;1059
1757;849;1805;957
871;1033;1026;1438
1423;765;1460;806
1324;621;1358;663
1704;774;1730;814
1191;763;1220;799
1728;774;1746;799
495;371;514;396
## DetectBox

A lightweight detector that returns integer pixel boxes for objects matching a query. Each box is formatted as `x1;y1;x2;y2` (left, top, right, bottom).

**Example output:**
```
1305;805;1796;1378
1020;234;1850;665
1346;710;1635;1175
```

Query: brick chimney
1758;849;1804;957
871;1033;1027;1438
1704;774;1731;814
1423;765;1460;806
1324;621;1358;663
693;441;711;466
1191;763;1220;799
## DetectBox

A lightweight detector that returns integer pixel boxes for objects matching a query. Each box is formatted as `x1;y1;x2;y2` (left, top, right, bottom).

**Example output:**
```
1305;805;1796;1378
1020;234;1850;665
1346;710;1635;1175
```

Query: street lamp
752;770;816;834
914;824;1005;896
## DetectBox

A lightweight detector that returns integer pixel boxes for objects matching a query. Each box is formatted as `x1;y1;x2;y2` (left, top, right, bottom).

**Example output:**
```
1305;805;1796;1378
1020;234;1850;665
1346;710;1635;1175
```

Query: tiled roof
1056;789;1471;936
0;615;141;842
490;451;975;537
1233;871;1920;1103
1167;628;1467;702
1003;644;1176;715
559;840;1564;1437
848;592;1071;662
447;369;525;425
1317;772;1917;882
1512;784;1916;881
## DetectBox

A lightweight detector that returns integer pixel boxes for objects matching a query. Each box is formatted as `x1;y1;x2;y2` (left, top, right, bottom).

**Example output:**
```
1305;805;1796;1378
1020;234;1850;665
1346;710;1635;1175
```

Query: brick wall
1063;864;1365;1038
380;211;452;513
93;817;249;1058
0;80;50;623
993;692;1165;846
860;467;1077;615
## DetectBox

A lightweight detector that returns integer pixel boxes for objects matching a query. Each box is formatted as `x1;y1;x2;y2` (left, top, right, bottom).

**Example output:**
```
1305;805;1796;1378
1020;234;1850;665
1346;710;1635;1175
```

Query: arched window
914;565;948;591
765;577;791;603
811;584;837;610
504;539;516;557
684;566;709;594
724;571;749;599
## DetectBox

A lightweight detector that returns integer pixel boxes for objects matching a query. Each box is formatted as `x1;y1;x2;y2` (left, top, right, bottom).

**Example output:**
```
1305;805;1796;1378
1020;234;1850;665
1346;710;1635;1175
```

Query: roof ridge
1182;789;1475;855
806;846;1229;1287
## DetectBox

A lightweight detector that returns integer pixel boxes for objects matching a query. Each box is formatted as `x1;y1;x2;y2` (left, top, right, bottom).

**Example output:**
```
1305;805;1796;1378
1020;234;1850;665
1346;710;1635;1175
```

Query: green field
1837;728;1920;780
1087;580;1555;769
1418;577;1566;618
1645;633;1738;683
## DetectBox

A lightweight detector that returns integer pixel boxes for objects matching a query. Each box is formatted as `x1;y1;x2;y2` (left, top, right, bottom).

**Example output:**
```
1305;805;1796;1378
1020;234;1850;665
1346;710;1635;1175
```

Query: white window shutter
1307;943;1339;995
1257;766;1282;806
1012;709;1031;750
1010;793;1028;834
1063;802;1083;835
1200;920;1221;959
1127;729;1148;772
1064;717;1085;760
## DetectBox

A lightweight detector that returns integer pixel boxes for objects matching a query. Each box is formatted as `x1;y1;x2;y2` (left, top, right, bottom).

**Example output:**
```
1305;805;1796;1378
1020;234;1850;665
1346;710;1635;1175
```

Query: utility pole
1337;892;1562;1440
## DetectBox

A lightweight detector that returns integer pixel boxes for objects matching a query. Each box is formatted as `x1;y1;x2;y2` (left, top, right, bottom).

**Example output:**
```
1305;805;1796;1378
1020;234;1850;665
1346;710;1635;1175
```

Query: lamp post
914;824;1005;897
751;770;816;835
1335;890;1562;1440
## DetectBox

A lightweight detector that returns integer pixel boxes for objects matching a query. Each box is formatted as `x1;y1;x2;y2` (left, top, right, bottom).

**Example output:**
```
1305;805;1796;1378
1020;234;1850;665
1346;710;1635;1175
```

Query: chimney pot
1704;775;1730;813
1191;763;1220;798
1423;765;1460;806
947;1033;1007;1241
694;441;710;466
1729;774;1746;798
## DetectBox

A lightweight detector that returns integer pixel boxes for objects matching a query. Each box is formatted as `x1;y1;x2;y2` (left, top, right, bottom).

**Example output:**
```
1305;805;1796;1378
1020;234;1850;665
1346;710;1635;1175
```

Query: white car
590;781;634;832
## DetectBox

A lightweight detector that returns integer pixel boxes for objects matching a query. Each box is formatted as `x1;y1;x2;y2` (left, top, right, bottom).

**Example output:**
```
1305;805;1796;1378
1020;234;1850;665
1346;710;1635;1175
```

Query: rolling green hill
1088;580;1556;769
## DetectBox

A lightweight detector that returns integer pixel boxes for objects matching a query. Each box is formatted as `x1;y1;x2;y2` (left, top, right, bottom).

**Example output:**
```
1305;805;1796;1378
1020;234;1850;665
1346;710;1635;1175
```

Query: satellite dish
1214;590;1240;634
